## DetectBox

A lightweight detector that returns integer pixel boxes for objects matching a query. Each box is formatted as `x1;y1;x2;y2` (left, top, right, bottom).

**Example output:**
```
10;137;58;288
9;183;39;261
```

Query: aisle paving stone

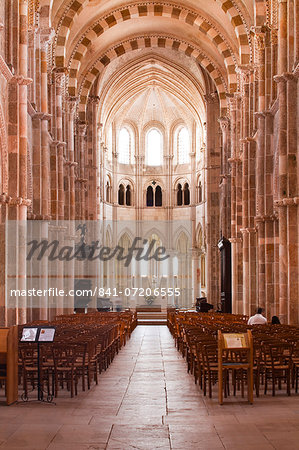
0;326;298;449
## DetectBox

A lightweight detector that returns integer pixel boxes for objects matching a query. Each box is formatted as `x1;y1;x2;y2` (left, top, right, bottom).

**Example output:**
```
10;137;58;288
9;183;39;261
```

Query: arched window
177;183;183;206
183;183;190;205
126;185;131;206
146;184;162;207
106;178;112;203
146;186;154;207
118;184;125;205
177;127;190;164
155;185;162;207
146;128;162;166
118;128;130;164
197;179;202;203
176;181;190;206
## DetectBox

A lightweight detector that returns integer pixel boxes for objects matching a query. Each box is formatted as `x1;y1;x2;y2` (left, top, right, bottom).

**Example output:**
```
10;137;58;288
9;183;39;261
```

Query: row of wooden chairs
18;311;137;399
168;311;299;399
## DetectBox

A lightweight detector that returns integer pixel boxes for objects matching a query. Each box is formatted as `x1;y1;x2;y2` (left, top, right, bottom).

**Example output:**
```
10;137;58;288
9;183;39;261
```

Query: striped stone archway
53;1;251;72
76;34;229;120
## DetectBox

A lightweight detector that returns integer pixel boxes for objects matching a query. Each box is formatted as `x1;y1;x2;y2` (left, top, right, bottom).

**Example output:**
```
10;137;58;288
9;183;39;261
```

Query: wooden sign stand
0;326;18;405
218;330;253;405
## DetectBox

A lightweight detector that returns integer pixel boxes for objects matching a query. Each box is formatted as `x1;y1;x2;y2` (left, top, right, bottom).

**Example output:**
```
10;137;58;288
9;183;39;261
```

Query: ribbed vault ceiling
97;51;206;130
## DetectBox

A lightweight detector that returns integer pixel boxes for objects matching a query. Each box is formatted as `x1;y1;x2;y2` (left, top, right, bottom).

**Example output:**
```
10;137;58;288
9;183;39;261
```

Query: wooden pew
0;326;18;405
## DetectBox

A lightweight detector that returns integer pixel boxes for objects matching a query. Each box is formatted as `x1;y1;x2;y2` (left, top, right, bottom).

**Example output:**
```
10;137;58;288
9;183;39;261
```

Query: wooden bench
0;326;18;405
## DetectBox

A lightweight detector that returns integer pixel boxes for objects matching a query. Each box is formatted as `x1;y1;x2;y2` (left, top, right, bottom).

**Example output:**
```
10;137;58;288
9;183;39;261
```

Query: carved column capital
0;193;11;204
52;67;68;87
236;64;254;80
9;75;33;85
218;116;230;132
204;92;218;104
66;96;79;115
39;27;55;50
77;121;88;136
8;196;32;207
229;237;242;244
273;74;287;84
88;95;100;105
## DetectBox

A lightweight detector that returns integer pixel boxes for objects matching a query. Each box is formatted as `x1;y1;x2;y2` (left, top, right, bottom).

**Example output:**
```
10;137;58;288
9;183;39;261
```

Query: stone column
218;117;230;239
285;72;298;324
264;109;275;318
18;0;32;324
89;96;100;221
96;124;102;220
238;66;253;316
254;116;266;313
0;195;10;325
228;95;238;313
247;132;257;315
229;237;242;313
252;27;266;313
39;31;53;221
273;75;287;322
77;122;88;220
65;97;78;314
66;97;78;221
278;0;288;74
204;93;221;307
6;74;19;326
192;249;201;302
54;70;66;220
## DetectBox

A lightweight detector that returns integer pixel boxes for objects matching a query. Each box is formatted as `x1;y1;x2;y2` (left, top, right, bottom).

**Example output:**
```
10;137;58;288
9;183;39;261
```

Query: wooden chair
263;343;293;396
199;343;219;398
52;345;78;398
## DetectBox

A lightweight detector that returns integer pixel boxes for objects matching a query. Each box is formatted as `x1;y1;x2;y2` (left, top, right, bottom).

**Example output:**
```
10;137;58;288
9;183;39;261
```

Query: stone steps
137;311;167;326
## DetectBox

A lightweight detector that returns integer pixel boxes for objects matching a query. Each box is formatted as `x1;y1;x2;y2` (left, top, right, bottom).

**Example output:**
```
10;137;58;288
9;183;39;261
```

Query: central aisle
1;326;298;449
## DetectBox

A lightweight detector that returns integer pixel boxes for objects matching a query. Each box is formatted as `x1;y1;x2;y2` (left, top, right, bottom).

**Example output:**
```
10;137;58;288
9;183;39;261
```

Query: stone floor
1;326;299;449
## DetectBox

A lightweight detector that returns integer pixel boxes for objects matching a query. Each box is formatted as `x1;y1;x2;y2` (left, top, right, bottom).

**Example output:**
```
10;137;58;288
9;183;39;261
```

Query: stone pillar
248;135;257;315
229;237;242;313
273;75;288;324
278;0;288;75
54;70;66;220
204;93;221;307
252;26;266;314
66;97;78;221
77;122;88;220
239;66;252;316
228;95;238;313
18;0;32;324
218;116;230;239
39;31;53;221
0;195;10;325
285;72;298;324
88;96;100;221
7;74;19;326
254;113;266;308
65;97;78;314
264;109;275;318
192;250;201;302
96;124;102;220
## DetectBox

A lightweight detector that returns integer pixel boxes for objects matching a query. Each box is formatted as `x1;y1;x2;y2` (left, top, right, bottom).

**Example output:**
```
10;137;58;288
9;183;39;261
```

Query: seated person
271;315;281;325
248;307;267;325
196;297;213;313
